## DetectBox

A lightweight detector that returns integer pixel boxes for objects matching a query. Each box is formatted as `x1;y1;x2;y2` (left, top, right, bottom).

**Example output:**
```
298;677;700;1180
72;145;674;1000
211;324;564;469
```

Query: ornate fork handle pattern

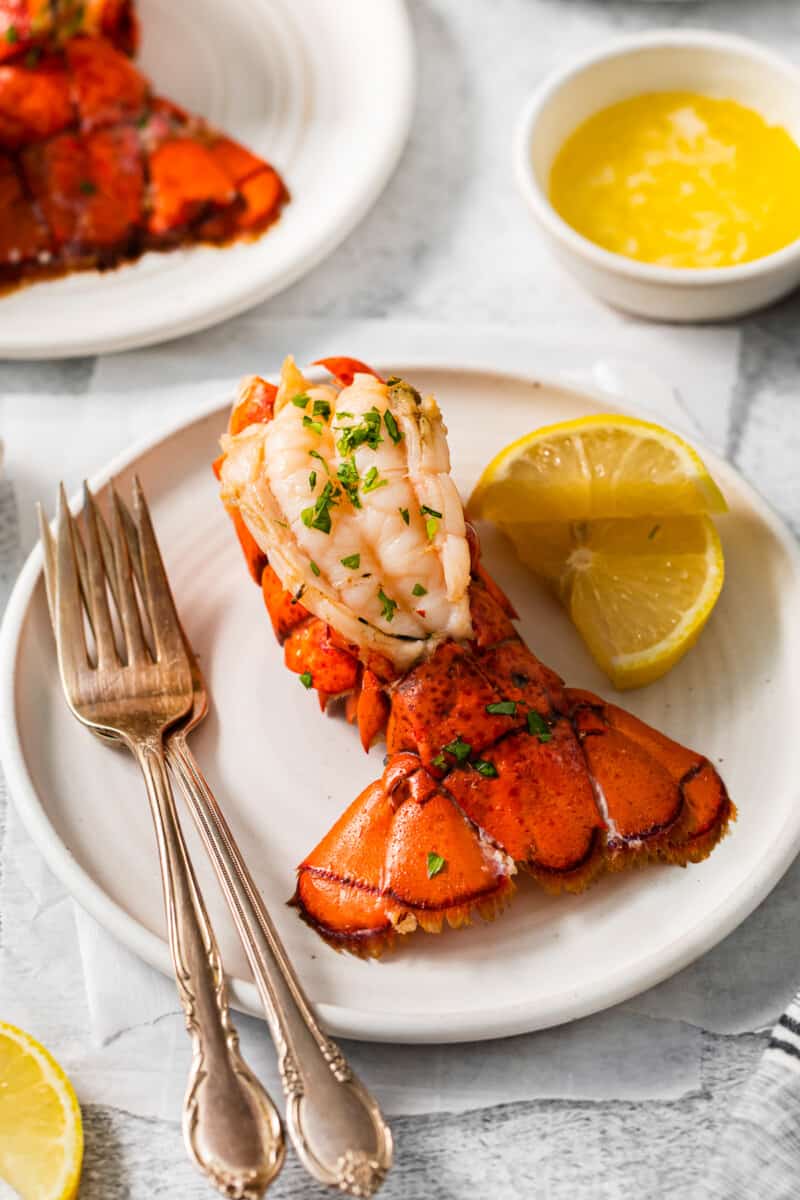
166;731;393;1197
134;738;285;1199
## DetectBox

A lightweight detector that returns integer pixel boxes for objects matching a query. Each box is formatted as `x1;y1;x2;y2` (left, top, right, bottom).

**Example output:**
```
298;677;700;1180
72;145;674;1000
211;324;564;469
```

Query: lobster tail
216;359;733;956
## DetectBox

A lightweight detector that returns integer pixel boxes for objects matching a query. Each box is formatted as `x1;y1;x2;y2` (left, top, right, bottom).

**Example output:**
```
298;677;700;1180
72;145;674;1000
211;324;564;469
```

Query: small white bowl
514;30;800;322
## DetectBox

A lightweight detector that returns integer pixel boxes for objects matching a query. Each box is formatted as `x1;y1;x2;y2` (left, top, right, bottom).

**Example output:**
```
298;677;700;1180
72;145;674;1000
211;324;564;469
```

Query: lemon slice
0;1023;83;1200
467;415;727;689
469;414;727;524
510;515;724;688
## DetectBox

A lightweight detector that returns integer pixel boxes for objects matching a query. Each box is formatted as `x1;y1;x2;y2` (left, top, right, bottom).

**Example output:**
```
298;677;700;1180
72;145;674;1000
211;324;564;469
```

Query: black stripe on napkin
768;1036;800;1062
779;1013;800;1037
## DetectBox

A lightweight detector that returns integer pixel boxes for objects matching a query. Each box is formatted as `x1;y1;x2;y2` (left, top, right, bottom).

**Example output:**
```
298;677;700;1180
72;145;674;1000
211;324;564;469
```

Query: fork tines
41;479;186;672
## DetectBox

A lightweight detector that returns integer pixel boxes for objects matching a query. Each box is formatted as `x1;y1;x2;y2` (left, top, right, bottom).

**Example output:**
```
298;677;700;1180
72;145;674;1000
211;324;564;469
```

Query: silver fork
44;481;393;1197
43;482;284;1199
114;506;393;1196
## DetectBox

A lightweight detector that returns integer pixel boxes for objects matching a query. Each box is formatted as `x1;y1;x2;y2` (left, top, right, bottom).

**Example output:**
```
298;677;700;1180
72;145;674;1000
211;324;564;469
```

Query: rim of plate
514;28;800;288
0;0;415;359
2;362;800;1043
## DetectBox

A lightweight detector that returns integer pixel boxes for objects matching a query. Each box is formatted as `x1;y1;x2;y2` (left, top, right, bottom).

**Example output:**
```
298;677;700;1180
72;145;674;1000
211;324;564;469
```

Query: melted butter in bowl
514;31;800;320
549;91;800;269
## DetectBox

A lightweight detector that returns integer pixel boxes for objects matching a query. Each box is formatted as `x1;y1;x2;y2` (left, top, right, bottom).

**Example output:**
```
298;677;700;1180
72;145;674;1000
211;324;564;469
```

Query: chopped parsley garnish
336;457;362;508
309;560;321;577
79;179;97;195
486;700;516;716
5;24;18;43
341;553;360;570
442;736;471;764
337;411;354;418
302;415;323;436
378;587;398;622
309;449;329;473
648;523;661;540
301;481;338;534
384;410;402;444
420;505;443;519
308;470;317;489
425;517;439;541
312;398;331;420
291;393;310;408
399;507;410;525
336;407;383;455
299;671;313;689
474;759;499;778
412;582;427;596
426;852;446;879
24;47;41;67
527;711;552;743
432;753;447;769
61;3;85;36
362;466;388;493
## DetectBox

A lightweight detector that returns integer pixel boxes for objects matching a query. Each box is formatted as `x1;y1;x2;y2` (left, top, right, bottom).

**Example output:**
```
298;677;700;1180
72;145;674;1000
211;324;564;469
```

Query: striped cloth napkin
701;996;800;1198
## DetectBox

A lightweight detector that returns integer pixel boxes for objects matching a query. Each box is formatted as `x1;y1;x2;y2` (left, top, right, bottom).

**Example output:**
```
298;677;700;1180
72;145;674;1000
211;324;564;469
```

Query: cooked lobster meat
217;358;733;956
0;0;137;62
0;13;286;287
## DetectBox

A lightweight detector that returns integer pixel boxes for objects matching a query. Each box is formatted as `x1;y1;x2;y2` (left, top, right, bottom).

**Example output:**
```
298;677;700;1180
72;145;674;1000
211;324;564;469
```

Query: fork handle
167;734;392;1198
133;740;285;1199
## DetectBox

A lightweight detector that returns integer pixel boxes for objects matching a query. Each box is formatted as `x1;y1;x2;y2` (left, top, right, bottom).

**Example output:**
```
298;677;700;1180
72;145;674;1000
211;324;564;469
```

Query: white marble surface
1;0;800;1196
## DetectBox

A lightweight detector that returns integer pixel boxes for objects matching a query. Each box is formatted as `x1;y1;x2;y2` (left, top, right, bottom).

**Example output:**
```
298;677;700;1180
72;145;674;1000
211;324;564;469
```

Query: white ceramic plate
0;0;414;359
3;363;800;1044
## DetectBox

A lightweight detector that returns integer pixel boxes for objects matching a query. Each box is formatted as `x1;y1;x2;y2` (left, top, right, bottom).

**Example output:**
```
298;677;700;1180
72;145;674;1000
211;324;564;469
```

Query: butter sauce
549;91;800;268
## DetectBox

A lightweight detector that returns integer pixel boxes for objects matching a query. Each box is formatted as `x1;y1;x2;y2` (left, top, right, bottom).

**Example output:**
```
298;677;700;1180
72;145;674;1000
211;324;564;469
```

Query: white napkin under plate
6;317;785;1129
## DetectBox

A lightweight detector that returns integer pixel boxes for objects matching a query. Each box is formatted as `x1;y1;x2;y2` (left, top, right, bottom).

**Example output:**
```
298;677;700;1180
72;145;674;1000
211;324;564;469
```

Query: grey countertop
2;1;800;1197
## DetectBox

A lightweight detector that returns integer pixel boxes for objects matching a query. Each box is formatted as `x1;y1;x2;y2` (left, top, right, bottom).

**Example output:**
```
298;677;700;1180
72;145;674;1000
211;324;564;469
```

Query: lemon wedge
469;414;727;524
0;1023;83;1200
468;415;727;690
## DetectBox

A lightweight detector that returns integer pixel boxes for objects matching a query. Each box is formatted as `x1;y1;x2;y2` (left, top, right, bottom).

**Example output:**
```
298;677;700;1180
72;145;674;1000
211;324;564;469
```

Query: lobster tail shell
0;31;287;286
293;753;515;957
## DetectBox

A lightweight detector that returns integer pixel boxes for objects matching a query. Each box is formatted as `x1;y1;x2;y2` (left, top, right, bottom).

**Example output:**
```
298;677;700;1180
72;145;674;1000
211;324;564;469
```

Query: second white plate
0;0;414;358
3;362;800;1042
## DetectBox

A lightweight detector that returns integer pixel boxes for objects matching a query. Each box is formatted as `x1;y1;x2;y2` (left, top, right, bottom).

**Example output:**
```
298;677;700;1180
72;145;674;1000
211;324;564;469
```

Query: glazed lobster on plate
0;0;137;60
0;0;286;287
216;357;733;957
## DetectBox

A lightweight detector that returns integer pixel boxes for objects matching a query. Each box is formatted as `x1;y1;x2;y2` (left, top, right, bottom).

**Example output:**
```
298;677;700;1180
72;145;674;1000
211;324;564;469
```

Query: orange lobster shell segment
294;756;515;956
65;34;148;129
228;377;278;436
443;724;606;887
467;575;518;648
312;357;385;388
0;55;73;149
387;641;519;766
283;618;360;698
355;669;390;752
261;563;308;639
567;691;733;860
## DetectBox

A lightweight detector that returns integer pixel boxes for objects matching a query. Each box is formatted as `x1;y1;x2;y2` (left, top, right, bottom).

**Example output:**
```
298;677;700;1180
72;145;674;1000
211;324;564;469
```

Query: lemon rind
0;1021;83;1200
468;413;728;518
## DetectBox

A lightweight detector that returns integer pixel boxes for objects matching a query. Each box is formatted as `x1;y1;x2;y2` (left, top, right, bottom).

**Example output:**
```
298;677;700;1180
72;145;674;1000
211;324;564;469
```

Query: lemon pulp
468;415;727;689
507;515;725;689
549;91;800;268
0;1023;83;1200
